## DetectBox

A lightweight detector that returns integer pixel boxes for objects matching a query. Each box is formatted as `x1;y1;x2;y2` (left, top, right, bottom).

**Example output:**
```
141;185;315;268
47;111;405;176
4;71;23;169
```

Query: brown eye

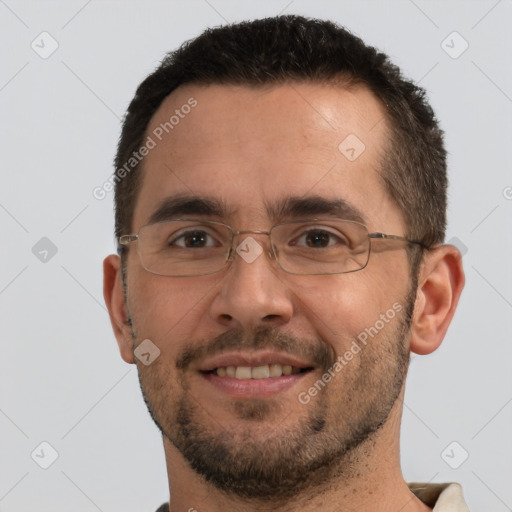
292;228;348;248
170;229;217;248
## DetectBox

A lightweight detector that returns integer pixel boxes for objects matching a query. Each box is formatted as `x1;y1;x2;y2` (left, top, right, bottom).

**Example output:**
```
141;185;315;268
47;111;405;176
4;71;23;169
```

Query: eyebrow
265;195;366;224
147;195;238;225
146;194;366;226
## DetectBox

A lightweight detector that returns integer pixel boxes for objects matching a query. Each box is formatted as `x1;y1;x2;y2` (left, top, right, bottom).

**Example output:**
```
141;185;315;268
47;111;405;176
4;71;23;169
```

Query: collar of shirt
408;482;470;511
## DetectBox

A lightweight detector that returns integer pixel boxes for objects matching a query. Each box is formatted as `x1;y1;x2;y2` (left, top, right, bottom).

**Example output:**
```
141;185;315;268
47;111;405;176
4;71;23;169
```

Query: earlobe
409;244;465;355
103;254;135;364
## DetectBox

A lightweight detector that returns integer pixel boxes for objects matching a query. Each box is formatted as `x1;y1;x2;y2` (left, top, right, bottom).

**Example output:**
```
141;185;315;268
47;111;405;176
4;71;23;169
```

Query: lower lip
201;371;309;398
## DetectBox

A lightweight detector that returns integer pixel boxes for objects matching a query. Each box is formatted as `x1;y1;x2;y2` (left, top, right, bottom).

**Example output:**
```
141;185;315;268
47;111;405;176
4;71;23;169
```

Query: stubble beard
131;288;415;503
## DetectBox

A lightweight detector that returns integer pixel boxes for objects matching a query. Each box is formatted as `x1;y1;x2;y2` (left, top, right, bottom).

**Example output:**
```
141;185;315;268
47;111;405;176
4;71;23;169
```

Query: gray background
1;0;511;510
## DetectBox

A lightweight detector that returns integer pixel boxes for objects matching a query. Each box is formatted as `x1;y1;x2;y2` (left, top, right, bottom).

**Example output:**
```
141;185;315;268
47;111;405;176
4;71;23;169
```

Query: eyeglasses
118;218;425;277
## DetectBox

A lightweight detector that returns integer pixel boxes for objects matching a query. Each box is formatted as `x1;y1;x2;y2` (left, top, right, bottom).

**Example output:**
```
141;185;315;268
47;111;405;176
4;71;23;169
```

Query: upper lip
198;351;315;372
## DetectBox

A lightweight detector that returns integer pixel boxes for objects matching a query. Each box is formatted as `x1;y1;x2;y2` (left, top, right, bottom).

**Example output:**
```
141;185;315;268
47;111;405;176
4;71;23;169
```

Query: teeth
269;364;282;377
213;363;305;379
252;365;270;379
235;366;252;379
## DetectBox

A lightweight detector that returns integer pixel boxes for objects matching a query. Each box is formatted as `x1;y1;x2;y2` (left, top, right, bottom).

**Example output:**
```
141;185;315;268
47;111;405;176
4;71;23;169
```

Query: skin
104;82;465;512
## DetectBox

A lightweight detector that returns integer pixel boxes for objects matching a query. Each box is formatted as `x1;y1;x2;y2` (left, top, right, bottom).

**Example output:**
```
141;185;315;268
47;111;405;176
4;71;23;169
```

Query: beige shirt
155;482;470;511
408;482;470;511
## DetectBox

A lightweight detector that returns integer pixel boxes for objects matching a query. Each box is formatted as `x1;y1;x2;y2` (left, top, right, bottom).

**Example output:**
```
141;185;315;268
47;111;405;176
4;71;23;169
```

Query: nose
208;233;294;329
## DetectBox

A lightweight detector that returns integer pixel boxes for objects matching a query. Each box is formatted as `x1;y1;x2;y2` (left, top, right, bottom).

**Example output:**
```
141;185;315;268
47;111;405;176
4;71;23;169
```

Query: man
103;15;468;511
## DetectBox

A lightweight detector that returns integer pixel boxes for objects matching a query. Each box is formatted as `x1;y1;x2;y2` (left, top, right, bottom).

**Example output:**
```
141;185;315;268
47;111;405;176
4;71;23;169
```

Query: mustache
175;326;337;372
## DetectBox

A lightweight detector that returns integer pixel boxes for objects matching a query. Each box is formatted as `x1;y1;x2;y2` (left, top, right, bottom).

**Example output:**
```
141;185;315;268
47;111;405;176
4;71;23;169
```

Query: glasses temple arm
368;232;427;248
117;234;138;254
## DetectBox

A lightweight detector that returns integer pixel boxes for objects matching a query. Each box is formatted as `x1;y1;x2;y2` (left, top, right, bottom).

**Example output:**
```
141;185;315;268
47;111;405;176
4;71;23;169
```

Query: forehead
133;82;403;232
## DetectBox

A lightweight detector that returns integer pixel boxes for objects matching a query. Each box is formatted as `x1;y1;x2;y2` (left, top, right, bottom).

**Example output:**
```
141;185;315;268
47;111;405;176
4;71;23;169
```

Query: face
122;83;416;500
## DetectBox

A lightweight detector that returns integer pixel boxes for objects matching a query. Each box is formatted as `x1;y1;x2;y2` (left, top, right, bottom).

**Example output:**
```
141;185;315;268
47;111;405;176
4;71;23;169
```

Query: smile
206;364;311;379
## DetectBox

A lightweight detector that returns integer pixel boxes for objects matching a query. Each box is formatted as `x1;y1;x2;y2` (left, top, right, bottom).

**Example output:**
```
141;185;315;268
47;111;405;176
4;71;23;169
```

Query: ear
409;244;465;355
103;254;135;364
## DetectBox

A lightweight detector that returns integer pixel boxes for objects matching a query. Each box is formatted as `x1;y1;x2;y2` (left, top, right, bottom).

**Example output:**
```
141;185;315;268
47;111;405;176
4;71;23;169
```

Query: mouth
198;352;315;398
203;364;313;379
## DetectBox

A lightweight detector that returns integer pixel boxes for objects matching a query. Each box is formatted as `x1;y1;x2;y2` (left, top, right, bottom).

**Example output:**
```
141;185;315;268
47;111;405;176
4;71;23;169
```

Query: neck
162;391;431;512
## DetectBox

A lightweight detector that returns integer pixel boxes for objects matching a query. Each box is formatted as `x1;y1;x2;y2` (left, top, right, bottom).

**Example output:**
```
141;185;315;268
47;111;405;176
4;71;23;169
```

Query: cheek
289;270;405;348
288;275;372;341
127;272;212;346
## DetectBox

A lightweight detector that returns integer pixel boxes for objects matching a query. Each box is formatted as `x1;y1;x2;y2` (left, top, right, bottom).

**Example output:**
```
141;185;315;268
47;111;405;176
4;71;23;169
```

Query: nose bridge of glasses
230;229;275;260
234;229;271;238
